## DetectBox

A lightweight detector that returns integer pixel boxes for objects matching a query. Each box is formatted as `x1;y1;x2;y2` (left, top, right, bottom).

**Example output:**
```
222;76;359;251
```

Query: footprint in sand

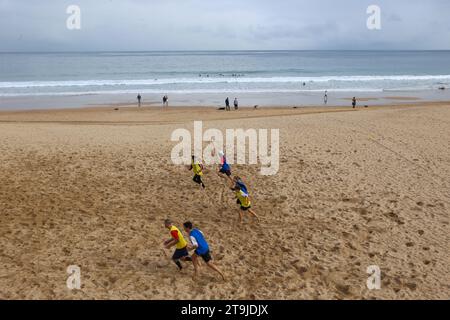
335;284;351;296
405;242;415;247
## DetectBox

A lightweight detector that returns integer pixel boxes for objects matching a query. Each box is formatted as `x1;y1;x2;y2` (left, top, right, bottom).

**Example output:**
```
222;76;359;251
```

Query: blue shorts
219;168;231;176
195;250;212;263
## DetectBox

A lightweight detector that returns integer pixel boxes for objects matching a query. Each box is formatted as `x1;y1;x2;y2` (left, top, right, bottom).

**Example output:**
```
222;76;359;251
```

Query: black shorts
193;174;203;184
172;247;189;260
237;199;251;211
219;168;231;176
196;250;212;263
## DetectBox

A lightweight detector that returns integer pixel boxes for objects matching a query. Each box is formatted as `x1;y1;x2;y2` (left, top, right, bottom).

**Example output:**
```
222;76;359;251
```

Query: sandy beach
0;103;449;300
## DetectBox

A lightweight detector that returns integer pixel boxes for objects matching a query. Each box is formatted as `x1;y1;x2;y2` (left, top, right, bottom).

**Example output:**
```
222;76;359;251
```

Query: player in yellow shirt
232;186;259;223
163;219;192;270
189;155;206;189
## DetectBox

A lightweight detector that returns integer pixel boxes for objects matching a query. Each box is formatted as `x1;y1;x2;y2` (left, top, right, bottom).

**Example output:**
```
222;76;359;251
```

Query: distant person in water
225;97;230;111
324;91;328;105
137;94;142;107
352;97;357;109
234;98;239;110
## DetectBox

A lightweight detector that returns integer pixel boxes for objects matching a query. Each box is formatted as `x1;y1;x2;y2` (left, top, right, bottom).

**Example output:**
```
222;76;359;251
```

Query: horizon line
2;49;450;54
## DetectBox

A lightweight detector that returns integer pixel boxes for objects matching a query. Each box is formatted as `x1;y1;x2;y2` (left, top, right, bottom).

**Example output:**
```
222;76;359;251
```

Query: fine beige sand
0;103;449;300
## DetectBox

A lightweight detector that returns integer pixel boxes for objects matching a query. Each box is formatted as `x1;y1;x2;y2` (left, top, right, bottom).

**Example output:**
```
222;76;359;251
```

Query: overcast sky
1;0;449;51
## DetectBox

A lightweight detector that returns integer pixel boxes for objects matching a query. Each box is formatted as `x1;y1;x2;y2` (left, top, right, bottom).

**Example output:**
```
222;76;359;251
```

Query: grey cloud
0;0;449;51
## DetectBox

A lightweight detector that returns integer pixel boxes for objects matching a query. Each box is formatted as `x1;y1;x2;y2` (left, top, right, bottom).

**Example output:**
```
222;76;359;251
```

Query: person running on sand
232;185;259;223
189;155;206;189
183;221;225;280
217;151;232;182
163;219;192;270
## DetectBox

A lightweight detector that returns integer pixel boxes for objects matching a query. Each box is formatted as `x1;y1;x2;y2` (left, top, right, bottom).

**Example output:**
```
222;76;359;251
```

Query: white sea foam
0;75;449;89
0;88;389;97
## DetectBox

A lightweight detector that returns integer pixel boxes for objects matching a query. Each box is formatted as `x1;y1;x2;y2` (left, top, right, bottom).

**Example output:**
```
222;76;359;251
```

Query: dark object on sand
364;105;368;108
114;108;119;111
254;105;259;109
218;107;226;111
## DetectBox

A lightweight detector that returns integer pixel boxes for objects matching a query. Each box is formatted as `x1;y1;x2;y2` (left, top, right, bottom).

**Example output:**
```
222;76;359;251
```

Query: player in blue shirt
217;151;233;182
233;176;248;195
183;221;225;281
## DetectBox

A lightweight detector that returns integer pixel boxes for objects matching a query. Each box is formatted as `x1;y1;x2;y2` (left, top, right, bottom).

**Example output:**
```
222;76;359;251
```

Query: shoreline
1;100;450;124
1;89;450;111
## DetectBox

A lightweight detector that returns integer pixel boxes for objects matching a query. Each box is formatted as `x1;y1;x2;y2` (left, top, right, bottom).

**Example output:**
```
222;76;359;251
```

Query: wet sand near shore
0;103;449;300
0;101;449;124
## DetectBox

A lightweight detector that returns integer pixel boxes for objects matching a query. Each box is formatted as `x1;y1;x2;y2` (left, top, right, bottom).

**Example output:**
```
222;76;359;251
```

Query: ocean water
1;51;450;108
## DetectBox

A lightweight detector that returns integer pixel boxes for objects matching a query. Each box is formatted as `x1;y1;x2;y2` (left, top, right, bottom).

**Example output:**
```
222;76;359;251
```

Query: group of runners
163;149;259;280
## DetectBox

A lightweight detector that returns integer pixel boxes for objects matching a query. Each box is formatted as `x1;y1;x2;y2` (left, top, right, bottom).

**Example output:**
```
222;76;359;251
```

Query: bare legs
192;254;225;281
217;172;233;184
173;256;193;271
238;208;259;224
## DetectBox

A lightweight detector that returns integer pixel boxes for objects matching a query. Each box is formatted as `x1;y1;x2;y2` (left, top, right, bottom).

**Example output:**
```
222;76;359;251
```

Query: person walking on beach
234;98;239;110
189;155;206;189
352;97;357;109
137;94;142;107
163;219;193;271
163;95;169;108
324;91;328;105
232;184;259;223
183;221;226;280
225;97;230;111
